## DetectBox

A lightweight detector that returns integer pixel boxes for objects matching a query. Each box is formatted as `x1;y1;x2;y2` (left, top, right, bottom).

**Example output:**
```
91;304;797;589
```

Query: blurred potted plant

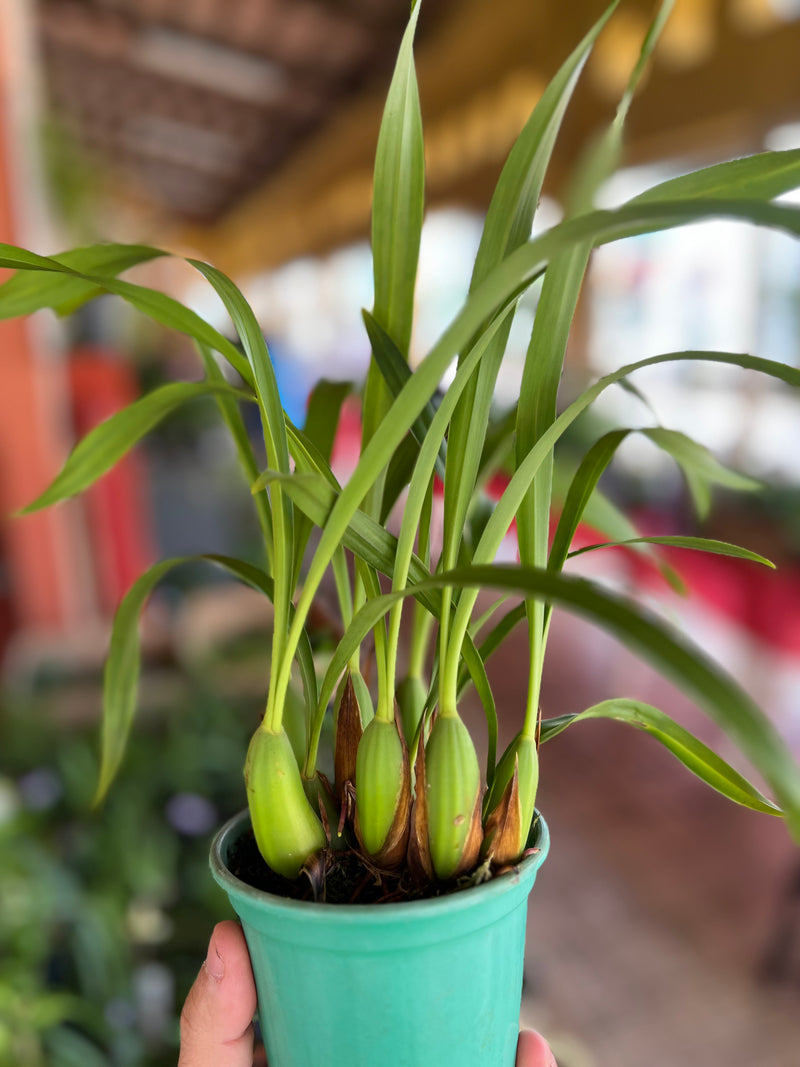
4;1;800;1064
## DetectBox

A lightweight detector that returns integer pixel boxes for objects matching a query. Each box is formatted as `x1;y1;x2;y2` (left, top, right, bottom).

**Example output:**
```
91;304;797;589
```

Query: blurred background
1;0;800;1064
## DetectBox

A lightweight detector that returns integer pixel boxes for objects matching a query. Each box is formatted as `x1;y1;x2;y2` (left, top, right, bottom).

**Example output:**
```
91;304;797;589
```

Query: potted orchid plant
4;1;800;1063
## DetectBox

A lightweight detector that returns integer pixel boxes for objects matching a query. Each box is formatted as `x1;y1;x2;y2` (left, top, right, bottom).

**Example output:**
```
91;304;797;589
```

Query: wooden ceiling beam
186;0;800;276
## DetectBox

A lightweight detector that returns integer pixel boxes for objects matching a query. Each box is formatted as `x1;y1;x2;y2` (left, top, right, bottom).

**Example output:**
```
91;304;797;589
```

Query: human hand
179;922;557;1066
178;921;257;1067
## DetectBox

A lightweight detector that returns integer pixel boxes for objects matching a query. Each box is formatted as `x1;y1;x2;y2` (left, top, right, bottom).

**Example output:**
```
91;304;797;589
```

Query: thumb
517;1028;558;1066
179;921;258;1067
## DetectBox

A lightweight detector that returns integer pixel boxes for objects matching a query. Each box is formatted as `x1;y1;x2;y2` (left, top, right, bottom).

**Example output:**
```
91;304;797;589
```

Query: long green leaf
389;313;509;682
319;563;800;834
290;380;350;582
471;0;618;283
95;554;316;804
278;195;800;715
549;429;631;575
303;379;352;461
197;344;273;571
632;148;800;205
568;535;774;568
0;242;165;318
189;261;290;477
0;245;262;390
20;381;253;513
440;2;617;683
189;261;295;727
645;427;762;518
96;559;180;805
0;242;74;271
285;419;343;586
254;468;437;617
551;427;761;573
361;0;424;521
515;0;673;727
380;431;424;523
370;0;424;359
550;427;760;592
363;310;446;479
539;699;781;815
514;242;591;722
255;464;501;780
448;350;800;666
77;272;256;388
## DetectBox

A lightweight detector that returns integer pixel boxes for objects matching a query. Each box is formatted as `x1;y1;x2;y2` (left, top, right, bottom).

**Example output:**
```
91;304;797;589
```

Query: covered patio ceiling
35;0;800;276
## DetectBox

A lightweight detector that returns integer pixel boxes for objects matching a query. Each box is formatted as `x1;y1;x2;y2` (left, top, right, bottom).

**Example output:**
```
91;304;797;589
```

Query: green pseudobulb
245;726;326;880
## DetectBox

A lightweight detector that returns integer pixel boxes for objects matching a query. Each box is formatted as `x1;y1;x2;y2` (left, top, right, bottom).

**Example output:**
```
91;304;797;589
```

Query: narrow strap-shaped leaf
303;379;352;461
370;0;424;359
95;554;316;804
389;311;510;721
20;381;253;513
644;427;762;518
311;563;800;835
279;196;800;716
470;0;618;284
552;458;644;546
380;431;422;523
514;243;591;721
203;558;319;720
549;429;632;575
189;261;295;727
475;199;800;325
632;148;800;205
74;272;256;388
0;242;165;318
189;262;290;476
0;242;73;271
285;419;342;586
446;349;800;681
555;471;688;594
254;467;441;616
478;405;516;484
255;463;501;781
285;423;341;490
551;438;756;592
568;535;774;568
515;0;673;727
441;1;617;631
96;558;179;805
539;699;781;815
361;0;424;519
197;344;273;571
363;310;446;479
0;244;274;392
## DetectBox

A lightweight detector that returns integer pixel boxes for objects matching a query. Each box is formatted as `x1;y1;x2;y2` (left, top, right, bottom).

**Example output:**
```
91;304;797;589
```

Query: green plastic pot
210;809;549;1067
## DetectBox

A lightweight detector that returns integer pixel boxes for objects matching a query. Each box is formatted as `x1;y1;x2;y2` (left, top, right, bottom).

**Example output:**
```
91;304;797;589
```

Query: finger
179;921;258;1067
517;1028;558;1067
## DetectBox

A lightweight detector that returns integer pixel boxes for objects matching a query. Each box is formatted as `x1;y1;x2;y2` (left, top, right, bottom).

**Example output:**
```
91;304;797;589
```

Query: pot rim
210;808;549;921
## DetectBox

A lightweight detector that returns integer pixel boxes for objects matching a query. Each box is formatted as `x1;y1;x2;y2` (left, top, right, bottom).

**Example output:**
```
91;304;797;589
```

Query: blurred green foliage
0;651;264;1066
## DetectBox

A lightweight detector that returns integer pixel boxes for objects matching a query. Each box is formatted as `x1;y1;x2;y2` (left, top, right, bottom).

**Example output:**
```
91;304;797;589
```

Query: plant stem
408;600;434;680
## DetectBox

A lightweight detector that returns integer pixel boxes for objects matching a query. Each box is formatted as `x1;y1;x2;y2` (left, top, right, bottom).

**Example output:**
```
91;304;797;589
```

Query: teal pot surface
210;809;549;1067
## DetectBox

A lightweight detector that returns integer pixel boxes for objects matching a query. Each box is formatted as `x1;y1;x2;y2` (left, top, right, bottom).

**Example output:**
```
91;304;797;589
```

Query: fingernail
204;938;225;981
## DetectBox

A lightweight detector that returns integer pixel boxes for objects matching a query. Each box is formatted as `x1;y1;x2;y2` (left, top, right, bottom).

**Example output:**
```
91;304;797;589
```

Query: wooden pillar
0;0;97;636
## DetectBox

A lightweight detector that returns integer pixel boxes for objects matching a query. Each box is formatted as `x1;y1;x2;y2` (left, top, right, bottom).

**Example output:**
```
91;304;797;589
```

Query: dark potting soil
227;825;503;905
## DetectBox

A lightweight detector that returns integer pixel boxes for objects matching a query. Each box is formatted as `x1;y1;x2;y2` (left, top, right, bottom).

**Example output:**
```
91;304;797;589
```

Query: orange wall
0;13;95;633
